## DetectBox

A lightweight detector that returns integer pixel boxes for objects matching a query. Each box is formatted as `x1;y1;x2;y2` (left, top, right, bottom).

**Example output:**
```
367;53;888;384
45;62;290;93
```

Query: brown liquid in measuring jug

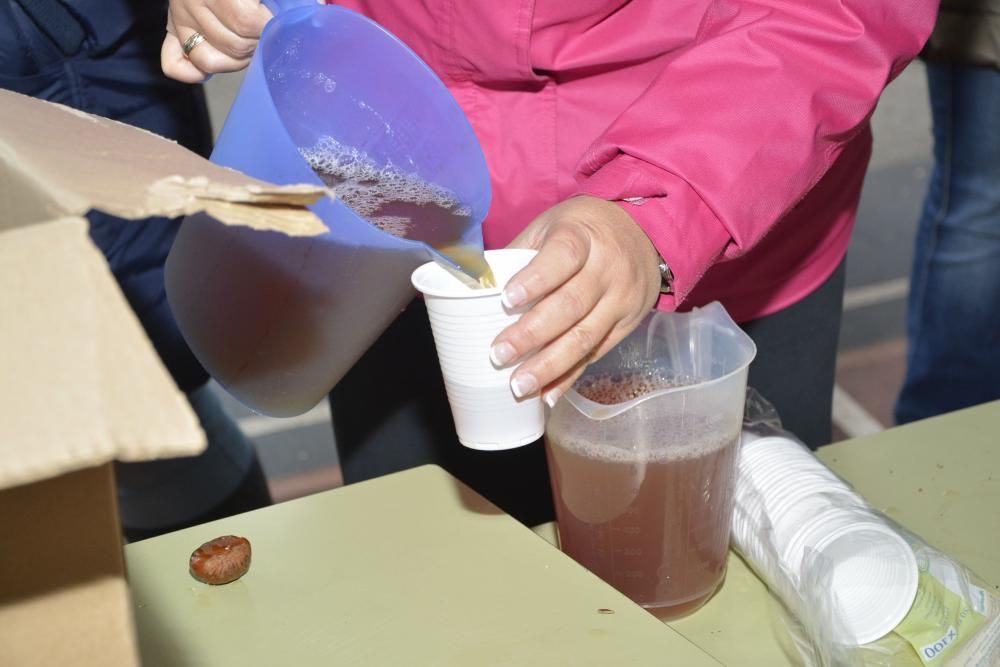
301;136;495;288
545;371;739;620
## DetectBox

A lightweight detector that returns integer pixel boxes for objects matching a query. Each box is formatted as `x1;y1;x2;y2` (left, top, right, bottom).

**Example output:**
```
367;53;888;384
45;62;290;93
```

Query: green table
126;467;719;666
126;401;1000;665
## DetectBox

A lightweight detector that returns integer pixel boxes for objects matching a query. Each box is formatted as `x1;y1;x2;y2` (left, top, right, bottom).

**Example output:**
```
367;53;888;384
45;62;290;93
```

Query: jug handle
261;0;322;17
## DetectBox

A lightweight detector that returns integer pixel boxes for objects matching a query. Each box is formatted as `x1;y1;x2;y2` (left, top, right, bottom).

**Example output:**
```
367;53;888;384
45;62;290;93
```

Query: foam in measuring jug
300;136;495;288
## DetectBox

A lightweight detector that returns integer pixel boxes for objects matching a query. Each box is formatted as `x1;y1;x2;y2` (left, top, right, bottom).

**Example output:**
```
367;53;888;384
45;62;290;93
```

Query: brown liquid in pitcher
300;136;495;287
545;372;740;620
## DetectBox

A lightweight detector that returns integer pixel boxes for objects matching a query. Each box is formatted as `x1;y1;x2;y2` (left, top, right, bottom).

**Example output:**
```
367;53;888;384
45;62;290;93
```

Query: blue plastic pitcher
165;1;492;417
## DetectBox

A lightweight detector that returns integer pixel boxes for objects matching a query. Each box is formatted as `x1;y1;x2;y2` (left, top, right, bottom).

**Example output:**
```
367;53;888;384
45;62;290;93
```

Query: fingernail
490;342;516;367
544;389;562;409
510;373;538;398
501;283;528;309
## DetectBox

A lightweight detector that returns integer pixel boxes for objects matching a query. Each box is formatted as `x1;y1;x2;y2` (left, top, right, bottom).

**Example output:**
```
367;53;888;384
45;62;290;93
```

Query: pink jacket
332;0;938;322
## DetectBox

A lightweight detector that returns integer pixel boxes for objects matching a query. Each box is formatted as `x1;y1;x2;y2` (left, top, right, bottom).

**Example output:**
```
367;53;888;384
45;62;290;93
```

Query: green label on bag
895;572;987;665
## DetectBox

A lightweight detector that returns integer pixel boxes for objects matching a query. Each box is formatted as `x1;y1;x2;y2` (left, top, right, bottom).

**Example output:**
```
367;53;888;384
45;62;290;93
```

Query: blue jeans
895;63;1000;425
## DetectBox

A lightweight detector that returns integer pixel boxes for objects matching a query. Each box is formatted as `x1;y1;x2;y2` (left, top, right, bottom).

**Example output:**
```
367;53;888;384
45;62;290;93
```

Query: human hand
162;0;273;83
490;196;662;407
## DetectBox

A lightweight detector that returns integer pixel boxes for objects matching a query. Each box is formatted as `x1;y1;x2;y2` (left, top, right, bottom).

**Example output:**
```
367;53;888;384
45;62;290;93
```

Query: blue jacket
1;0;211;391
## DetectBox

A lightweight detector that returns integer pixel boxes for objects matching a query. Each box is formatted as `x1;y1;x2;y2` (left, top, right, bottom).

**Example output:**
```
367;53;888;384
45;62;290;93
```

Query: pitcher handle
261;0;321;17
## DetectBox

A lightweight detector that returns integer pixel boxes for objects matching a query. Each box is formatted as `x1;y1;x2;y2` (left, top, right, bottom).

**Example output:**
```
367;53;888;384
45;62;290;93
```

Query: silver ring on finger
182;32;207;56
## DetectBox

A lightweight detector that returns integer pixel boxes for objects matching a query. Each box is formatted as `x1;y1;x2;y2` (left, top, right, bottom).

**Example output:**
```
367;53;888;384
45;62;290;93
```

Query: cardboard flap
0;218;205;491
0;88;328;237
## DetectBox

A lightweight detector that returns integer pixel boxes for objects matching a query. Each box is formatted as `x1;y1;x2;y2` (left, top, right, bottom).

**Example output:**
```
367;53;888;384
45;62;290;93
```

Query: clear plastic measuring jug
545;302;756;619
165;1;492;417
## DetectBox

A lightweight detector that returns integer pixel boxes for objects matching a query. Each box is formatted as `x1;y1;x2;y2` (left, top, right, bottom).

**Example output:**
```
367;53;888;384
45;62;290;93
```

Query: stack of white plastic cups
731;432;920;646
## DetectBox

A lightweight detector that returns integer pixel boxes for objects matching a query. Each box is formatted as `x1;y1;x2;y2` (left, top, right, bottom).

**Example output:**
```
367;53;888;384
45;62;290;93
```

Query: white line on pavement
843;277;909;311
238;401;332;439
832;384;885;438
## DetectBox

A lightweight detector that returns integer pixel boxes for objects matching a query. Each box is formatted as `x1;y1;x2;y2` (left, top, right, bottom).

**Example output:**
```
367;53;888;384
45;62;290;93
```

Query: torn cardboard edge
0;89;342;492
0;88;330;237
0;218;206;491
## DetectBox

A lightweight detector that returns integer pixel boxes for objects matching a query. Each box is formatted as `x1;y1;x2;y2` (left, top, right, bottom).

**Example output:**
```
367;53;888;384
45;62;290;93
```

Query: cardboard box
0;89;326;665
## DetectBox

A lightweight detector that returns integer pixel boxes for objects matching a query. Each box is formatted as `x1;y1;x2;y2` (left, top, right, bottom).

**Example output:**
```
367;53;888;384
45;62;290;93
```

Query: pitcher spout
563;302;757;422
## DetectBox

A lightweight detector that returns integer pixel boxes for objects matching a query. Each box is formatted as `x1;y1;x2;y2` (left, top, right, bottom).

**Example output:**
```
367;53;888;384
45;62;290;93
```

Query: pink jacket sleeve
575;0;939;308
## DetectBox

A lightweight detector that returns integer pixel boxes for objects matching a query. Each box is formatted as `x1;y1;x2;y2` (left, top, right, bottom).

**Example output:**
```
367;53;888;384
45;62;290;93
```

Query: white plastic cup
782;507;882;566
741;436;812;464
737;461;850;533
768;488;862;546
742;463;843;494
790;519;919;645
411;249;543;450
742;434;801;452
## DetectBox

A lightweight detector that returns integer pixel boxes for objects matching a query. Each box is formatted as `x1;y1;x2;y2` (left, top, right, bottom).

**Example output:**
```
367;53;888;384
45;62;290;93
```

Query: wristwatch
657;252;675;295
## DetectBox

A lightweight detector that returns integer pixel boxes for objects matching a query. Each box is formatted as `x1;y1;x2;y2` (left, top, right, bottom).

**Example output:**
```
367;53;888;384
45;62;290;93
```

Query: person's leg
896;63;1000;425
331;299;555;527
116;384;271;542
739;261;847;449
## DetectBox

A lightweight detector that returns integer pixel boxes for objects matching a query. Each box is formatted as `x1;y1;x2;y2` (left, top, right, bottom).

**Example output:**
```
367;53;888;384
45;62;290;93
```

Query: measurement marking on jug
597;608;615;615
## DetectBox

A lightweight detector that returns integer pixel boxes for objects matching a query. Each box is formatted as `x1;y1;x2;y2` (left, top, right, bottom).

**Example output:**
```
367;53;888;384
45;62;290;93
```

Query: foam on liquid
557;369;738;464
575;368;692;405
299;136;468;235
299;136;494;287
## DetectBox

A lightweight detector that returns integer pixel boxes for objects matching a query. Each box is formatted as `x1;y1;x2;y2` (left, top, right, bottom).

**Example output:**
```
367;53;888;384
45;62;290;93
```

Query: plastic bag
737;390;1000;666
